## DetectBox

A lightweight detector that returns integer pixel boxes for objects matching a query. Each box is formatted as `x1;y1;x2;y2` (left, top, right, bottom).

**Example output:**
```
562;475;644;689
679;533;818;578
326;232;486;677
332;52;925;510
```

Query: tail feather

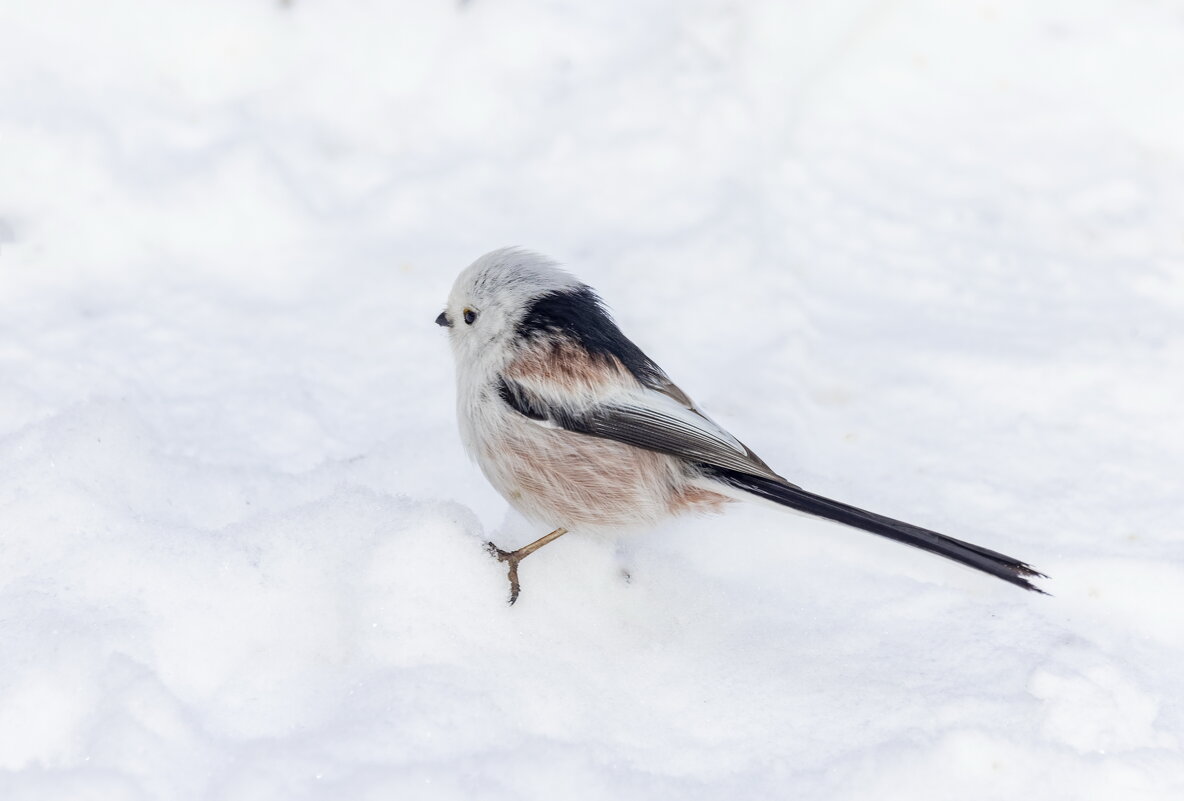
706;467;1047;593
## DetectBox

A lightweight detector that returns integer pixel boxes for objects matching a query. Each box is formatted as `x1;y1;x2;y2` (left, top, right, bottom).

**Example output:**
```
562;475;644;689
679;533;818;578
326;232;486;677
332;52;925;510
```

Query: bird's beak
435;311;452;328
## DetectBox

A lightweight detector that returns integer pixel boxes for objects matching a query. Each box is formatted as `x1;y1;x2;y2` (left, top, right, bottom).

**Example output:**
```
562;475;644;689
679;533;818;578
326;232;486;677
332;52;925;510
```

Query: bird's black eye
463;308;477;325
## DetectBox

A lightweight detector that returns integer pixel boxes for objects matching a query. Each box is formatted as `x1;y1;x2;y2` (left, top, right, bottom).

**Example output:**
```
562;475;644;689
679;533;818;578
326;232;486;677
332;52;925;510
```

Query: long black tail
706;467;1047;593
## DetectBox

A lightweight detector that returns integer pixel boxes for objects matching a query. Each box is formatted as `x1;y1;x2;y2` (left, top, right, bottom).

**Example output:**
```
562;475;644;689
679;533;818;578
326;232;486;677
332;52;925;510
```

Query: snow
2;0;1183;798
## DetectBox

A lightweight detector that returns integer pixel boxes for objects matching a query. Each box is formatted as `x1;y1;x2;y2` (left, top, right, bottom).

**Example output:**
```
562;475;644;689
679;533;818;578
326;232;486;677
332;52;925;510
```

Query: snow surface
2;0;1183;798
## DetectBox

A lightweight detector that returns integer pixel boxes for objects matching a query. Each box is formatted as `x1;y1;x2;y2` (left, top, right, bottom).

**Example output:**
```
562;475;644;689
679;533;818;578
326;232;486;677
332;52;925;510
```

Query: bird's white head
436;247;583;376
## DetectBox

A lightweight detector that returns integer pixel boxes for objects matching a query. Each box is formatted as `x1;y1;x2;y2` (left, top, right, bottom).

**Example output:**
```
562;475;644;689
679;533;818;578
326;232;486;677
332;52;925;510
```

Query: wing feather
498;374;788;483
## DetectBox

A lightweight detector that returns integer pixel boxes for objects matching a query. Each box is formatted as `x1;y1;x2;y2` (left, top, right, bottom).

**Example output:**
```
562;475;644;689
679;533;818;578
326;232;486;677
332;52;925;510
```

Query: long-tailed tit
436;248;1045;604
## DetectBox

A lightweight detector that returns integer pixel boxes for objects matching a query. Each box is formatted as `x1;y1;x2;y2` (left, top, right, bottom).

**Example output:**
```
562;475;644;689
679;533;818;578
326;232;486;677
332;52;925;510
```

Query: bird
435;247;1046;604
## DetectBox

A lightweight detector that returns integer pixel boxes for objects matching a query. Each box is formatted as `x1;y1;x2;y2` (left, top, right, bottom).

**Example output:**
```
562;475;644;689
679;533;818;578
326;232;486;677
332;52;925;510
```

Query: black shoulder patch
497;377;547;421
497;377;586;431
516;286;667;388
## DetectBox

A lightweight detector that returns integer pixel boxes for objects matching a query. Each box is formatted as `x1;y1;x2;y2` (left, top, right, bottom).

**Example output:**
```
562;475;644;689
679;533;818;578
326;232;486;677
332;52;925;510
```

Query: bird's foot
484;541;522;605
482;528;567;605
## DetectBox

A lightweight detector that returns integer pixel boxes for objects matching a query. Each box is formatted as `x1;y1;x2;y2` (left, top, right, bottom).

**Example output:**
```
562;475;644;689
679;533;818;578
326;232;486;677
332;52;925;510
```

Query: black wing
497;376;785;482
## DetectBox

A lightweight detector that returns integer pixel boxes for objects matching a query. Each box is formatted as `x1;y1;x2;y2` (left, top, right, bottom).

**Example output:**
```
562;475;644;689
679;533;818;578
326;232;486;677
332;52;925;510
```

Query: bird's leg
485;527;568;605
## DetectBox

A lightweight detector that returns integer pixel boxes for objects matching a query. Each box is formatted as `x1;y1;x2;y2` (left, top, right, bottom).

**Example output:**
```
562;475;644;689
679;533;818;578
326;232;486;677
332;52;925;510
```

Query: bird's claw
484;541;522;605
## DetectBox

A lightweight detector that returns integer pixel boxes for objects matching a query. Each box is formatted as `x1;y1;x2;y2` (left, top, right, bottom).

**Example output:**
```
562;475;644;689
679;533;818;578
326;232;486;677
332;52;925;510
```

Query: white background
1;1;1182;798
